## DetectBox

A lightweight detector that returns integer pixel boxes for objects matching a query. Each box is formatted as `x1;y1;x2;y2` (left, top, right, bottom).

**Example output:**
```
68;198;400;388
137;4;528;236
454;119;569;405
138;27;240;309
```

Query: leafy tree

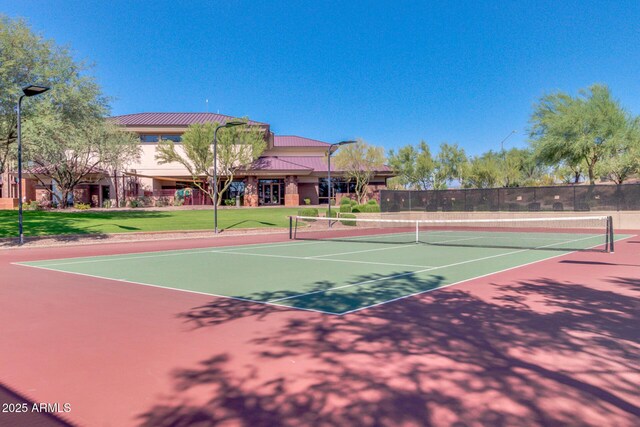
0;15;95;178
594;117;640;184
99;122;142;206
465;151;502;188
25;118;139;207
1;15;126;206
155;121;265;205
554;161;585;184
333;139;385;204
385;176;405;191
529;84;631;184
499;148;547;187
435;143;468;187
387;141;436;190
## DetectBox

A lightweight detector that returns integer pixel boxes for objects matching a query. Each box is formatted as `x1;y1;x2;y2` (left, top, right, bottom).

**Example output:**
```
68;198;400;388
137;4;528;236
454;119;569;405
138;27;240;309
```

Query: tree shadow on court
560;260;640;268
138;273;640;426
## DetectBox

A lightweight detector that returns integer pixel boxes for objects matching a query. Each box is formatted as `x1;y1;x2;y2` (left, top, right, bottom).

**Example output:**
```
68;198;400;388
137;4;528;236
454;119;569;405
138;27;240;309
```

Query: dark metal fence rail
380;184;640;212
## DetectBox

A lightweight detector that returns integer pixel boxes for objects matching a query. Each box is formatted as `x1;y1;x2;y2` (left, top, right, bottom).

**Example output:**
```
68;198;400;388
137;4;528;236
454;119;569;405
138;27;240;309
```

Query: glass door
258;180;283;205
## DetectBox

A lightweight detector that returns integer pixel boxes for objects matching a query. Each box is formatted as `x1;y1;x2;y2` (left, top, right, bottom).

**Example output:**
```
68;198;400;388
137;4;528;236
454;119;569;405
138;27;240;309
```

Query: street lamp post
213;120;245;234
327;140;356;220
17;85;50;245
499;130;517;158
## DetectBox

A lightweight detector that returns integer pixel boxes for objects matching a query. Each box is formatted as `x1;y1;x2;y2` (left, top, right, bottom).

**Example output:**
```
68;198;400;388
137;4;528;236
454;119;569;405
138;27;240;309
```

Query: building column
284;175;299;206
244;176;259;207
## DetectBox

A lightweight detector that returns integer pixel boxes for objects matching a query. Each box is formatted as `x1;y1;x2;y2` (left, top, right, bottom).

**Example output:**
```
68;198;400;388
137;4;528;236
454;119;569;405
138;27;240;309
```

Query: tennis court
15;215;627;315
2;214;639;426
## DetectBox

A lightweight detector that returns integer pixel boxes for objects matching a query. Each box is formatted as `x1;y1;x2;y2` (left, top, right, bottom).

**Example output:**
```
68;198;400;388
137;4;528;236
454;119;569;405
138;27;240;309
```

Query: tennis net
290;215;614;252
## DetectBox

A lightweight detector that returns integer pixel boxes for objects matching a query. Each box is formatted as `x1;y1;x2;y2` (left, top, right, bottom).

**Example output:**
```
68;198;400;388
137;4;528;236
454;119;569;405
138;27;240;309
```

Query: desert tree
529;84;632;184
155;120;265;205
333;139;385;204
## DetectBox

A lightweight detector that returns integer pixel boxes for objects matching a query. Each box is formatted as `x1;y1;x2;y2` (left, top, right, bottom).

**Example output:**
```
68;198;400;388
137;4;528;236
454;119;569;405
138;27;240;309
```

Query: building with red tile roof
104;113;393;207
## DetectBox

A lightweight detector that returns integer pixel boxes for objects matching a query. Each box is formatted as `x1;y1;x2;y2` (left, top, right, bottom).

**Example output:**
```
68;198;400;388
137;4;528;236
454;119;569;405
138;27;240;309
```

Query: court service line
208;250;434;269
13;263;342;316
266;233;602;304
305;235;486;259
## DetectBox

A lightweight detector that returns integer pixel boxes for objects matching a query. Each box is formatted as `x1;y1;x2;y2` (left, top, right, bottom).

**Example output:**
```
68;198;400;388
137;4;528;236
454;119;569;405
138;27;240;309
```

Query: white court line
12;235;631;317
16;239;331;267
266;233;603;304
208;250;433;269
306;235;486;259
339;234;634;315
13;263;342;316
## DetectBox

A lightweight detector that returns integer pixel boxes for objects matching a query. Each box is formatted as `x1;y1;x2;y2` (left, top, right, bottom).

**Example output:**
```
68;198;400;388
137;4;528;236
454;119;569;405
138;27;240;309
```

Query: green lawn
0;207;314;238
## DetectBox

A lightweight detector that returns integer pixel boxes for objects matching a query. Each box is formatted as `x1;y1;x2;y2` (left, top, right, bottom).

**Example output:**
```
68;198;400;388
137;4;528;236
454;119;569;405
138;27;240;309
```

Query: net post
608;216;614;253
289;216;292;240
415;220;419;243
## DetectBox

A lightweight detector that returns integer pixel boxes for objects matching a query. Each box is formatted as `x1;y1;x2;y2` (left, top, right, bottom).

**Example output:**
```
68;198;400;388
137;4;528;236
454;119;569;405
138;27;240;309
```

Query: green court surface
16;230;628;315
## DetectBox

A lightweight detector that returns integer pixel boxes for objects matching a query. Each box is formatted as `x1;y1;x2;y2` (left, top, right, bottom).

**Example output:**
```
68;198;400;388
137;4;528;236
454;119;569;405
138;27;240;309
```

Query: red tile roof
245;156;392;173
110;113;266;126
246;157;314;172
273;135;331;147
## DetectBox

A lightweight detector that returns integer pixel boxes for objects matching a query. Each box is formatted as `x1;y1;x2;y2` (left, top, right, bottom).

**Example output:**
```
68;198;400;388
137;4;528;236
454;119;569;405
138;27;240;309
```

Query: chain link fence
380;184;640;212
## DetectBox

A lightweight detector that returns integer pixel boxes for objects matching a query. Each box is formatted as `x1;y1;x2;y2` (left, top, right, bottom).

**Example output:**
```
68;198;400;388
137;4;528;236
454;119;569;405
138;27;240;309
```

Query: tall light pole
499;130;517;158
213;120;245;233
327;140;356;219
17;85;50;245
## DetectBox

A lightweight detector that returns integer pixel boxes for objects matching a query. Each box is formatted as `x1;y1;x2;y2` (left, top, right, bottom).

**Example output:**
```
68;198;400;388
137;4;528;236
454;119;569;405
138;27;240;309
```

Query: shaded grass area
0;208;310;238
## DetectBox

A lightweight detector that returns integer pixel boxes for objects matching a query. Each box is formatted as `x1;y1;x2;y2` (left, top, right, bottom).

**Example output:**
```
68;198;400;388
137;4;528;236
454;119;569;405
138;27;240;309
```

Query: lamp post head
22;85;50;97
224;120;246;127
336;140;357;146
329;140;357;154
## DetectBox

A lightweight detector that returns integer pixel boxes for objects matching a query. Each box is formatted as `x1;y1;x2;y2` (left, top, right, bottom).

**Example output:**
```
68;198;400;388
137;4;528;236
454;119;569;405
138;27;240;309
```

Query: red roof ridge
109;112;268;126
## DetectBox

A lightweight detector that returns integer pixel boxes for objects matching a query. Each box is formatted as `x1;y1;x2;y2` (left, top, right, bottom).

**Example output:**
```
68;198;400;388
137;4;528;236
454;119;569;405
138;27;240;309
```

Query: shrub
28;200;42;211
298;208;319;218
339;204;352;213
304;198;311;205
173;197;184;206
224;199;235;206
340;213;357;226
128;197;150;208
340;197;352;205
351;203;381;213
74;202;91;210
155;197;170;207
102;200;112;209
326;210;338;218
367;199;378;205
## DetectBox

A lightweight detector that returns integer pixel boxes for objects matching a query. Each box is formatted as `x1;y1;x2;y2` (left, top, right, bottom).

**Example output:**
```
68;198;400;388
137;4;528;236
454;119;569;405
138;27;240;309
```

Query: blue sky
3;0;639;156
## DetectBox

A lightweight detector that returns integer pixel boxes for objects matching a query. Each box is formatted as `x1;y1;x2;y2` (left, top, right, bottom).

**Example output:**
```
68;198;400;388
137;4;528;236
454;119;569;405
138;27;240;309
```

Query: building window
227;181;245;198
318;178;355;202
140;134;159;143
161;135;182;143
